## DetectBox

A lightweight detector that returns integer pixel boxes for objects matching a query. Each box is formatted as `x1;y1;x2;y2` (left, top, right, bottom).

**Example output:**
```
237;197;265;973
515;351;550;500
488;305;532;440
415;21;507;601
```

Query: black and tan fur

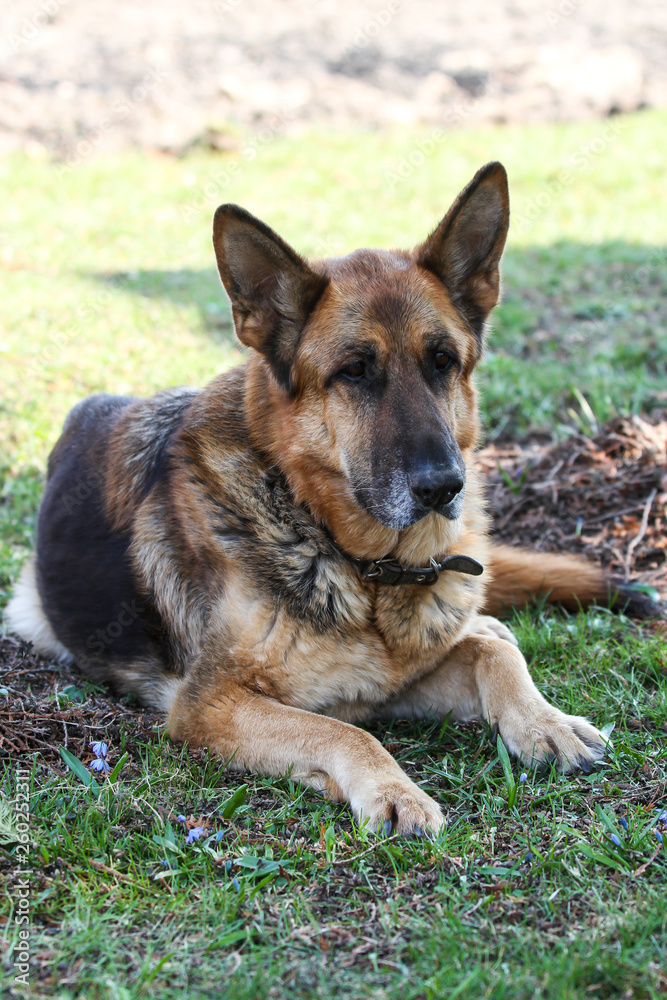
6;163;657;836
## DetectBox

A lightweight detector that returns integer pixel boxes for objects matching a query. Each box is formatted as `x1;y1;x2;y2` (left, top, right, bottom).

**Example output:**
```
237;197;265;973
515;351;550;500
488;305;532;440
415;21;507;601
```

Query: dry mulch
0;635;162;767
479;411;667;604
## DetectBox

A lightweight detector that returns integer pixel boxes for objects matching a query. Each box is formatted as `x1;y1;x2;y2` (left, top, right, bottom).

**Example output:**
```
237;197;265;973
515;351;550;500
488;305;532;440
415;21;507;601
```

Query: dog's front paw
498;704;609;773
351;775;444;837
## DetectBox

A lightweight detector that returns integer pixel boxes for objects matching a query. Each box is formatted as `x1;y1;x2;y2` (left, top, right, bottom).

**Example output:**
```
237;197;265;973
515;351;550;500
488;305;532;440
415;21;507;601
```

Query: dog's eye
434;351;454;373
340;360;366;381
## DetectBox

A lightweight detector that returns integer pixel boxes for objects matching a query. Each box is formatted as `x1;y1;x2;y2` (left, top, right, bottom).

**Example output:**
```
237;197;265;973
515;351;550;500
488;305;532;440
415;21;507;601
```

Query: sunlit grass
1;109;665;472
1;109;666;999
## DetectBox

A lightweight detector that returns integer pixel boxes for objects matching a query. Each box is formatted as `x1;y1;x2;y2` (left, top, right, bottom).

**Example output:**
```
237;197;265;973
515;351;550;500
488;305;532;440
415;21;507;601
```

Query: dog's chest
202;456;479;708
217;552;476;714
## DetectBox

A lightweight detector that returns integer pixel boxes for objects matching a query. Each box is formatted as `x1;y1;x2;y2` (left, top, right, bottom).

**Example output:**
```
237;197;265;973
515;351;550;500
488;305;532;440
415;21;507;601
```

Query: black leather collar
348;552;484;587
264;470;484;588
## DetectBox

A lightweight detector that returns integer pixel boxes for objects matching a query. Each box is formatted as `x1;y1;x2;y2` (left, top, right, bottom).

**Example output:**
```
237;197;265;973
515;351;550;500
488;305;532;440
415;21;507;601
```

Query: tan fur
11;163;640;838
483;544;610;616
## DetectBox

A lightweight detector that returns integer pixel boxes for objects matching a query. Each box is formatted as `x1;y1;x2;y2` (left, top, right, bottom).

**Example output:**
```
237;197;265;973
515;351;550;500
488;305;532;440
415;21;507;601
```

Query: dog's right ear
213;205;329;389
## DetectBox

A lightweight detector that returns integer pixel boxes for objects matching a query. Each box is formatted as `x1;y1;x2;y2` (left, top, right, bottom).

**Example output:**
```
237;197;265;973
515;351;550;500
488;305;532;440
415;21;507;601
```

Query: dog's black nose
409;468;464;509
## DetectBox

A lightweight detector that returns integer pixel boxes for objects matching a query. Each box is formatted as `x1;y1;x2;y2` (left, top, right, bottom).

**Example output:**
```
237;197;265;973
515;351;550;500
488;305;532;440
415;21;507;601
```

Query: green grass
2;611;666;999
1;109;666;472
1;109;666;998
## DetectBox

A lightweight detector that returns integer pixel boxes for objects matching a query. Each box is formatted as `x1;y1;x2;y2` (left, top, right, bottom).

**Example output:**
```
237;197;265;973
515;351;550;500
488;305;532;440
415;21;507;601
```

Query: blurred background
2;0;667;154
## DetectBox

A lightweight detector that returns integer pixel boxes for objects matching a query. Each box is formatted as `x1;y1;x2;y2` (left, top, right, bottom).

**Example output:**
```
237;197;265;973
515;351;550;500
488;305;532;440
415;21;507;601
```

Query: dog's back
8;390;201;708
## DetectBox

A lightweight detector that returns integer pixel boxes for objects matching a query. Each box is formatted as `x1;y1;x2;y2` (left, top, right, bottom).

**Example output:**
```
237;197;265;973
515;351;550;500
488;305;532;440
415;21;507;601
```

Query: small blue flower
225;859;233;872
658;811;667;823
90;757;110;772
215;830;225;843
232;877;240;893
655;830;664;844
519;772;528;784
89;741;108;758
177;814;186;824
620;817;628;830
610;834;621;847
525;851;533;862
185;826;205;845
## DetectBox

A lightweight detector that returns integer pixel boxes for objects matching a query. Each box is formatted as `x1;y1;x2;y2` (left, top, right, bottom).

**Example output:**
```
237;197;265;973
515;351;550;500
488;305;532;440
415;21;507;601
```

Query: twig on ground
89;859;135;883
1;665;61;680
631;846;662;879
624;488;658;581
328;832;402;867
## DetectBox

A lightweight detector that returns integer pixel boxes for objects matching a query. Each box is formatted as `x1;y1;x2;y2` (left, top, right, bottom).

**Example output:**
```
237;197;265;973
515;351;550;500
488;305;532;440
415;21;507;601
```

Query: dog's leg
382;617;608;772
167;679;444;836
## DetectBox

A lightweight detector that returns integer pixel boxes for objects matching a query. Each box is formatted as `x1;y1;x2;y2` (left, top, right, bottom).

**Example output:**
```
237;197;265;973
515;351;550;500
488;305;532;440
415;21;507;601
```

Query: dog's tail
4;557;183;713
482;543;663;619
4;557;75;664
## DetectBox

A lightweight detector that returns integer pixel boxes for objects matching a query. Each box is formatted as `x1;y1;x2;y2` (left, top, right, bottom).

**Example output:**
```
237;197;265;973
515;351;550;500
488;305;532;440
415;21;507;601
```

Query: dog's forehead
317;248;464;346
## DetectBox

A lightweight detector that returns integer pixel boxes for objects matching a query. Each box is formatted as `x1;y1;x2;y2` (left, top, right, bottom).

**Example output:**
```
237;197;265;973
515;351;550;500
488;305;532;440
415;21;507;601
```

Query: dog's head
212;162;509;554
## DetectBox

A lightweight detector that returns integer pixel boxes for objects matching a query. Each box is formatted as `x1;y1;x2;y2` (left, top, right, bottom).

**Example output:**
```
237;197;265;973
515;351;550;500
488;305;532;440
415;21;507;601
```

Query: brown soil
0;635;162;767
2;0;667;157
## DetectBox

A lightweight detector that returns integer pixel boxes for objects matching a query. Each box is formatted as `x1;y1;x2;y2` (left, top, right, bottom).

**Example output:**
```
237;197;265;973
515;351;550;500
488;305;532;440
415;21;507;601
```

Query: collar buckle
361;557;404;585
420;557;441;585
354;552;483;586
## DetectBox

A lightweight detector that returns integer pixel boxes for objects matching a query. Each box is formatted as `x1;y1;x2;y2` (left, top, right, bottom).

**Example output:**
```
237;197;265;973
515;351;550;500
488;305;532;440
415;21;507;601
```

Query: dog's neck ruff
348;552;484;587
262;469;483;588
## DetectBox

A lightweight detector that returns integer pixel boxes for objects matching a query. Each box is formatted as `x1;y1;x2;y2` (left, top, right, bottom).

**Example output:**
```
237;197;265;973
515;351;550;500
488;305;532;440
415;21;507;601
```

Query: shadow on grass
90;267;235;340
87;239;667;436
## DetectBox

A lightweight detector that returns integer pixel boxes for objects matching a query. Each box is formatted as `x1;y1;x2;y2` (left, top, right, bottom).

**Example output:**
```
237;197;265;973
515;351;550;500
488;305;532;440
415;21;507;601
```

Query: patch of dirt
1;0;667;157
479;411;667;604
0;636;162;767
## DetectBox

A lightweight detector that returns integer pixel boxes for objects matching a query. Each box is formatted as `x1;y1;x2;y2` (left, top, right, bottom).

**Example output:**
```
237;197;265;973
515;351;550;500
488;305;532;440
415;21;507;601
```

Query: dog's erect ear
213;205;329;388
415;162;510;340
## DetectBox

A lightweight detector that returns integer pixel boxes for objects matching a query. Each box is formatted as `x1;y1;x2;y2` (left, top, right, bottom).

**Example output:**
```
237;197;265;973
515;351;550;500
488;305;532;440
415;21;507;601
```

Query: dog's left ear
415;161;509;340
213;205;329;388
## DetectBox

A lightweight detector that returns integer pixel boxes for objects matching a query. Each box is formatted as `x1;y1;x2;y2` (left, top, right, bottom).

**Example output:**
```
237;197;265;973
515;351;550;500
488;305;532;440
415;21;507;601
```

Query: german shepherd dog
6;163;654;836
